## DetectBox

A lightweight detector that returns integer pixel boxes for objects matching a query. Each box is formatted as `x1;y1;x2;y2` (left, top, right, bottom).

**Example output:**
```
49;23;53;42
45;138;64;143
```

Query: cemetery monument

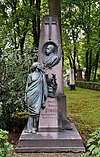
69;69;76;90
77;67;83;81
16;15;85;152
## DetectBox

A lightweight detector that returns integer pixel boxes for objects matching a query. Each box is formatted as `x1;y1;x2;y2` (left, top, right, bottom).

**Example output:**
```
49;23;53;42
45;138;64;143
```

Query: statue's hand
41;106;45;110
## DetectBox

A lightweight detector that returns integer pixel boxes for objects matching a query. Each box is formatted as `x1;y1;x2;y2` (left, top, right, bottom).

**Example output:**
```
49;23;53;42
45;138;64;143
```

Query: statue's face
46;45;54;55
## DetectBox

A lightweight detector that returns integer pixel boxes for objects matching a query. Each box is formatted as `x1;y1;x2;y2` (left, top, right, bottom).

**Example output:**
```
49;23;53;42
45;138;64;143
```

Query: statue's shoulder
28;73;32;77
53;54;58;59
31;71;41;80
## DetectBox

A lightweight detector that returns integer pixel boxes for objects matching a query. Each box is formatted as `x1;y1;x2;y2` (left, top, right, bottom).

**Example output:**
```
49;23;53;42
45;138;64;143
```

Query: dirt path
11;152;84;157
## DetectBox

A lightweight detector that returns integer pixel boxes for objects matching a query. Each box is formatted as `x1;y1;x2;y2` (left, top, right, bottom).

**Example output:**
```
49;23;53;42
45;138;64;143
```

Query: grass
64;87;100;141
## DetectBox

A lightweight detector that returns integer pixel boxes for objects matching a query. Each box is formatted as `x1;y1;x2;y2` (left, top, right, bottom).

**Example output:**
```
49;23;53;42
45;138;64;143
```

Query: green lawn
64;87;100;141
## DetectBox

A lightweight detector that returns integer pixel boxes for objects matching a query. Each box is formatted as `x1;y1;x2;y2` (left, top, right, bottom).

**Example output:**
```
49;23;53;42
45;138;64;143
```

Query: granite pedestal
69;84;76;90
16;95;85;152
15;123;85;152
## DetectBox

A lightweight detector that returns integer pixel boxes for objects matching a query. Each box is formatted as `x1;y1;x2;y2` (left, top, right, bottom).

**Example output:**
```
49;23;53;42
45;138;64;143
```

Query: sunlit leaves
61;0;100;80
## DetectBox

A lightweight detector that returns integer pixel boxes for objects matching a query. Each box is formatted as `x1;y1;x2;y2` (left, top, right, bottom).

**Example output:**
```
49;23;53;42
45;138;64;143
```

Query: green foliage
61;0;100;81
0;102;3;116
76;81;100;91
86;128;100;157
41;0;49;15
0;0;39;130
0;129;14;157
0;45;33;130
97;74;100;81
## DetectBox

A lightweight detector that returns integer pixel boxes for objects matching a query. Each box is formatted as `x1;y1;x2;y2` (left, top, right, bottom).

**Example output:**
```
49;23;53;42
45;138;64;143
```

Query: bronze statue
25;62;48;133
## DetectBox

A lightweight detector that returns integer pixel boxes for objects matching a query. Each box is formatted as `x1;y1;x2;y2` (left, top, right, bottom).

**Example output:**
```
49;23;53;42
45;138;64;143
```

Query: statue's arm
24;74;32;102
42;73;48;106
24;78;28;102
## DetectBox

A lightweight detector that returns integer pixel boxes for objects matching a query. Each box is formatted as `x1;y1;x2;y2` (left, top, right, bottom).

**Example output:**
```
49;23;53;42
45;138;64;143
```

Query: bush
76;81;100;91
97;74;100;81
0;129;14;157
86;128;100;157
0;46;33;130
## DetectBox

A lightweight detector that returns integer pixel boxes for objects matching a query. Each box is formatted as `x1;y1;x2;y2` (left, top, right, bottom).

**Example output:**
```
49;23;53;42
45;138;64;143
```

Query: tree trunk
72;29;77;80
48;0;61;23
36;0;41;47
48;0;61;39
85;49;89;80
88;49;92;81
68;56;73;68
85;0;91;81
73;44;76;80
20;19;29;59
31;0;41;47
94;52;99;81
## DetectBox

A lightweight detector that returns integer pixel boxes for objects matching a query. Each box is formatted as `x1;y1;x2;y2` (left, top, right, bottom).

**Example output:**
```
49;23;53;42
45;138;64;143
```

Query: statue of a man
25;62;48;133
42;43;61;68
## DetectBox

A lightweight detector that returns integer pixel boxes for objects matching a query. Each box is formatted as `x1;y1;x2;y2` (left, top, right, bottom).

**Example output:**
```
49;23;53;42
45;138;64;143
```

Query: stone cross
44;16;56;40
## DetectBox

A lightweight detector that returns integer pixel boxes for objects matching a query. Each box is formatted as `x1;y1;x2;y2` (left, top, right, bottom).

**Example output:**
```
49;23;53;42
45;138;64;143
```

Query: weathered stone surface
39;97;61;132
38;16;64;94
15;123;85;153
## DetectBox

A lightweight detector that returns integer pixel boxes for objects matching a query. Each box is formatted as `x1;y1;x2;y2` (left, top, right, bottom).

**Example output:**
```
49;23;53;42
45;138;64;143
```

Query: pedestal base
69;84;75;90
15;123;85;153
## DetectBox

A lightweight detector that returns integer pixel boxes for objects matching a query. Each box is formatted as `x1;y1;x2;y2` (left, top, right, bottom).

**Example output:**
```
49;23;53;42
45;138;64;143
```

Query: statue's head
31;62;42;71
45;44;54;55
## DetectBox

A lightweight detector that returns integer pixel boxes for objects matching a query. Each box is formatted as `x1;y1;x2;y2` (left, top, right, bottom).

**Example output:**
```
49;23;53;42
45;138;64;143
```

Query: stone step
15;123;85;153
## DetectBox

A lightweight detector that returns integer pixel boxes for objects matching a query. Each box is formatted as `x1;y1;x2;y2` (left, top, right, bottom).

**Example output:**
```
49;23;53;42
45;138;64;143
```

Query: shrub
0;46;33;130
86;128;100;157
97;74;100;81
0;129;14;157
0;102;3;116
76;81;100;91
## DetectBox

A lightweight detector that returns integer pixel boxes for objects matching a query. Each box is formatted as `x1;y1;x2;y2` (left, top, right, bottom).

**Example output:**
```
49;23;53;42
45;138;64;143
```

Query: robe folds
25;71;48;116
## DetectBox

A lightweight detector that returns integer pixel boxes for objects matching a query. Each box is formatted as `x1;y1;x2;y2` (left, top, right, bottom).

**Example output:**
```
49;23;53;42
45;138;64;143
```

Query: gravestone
38;15;71;131
16;16;85;152
69;69;75;90
77;68;83;81
66;70;70;86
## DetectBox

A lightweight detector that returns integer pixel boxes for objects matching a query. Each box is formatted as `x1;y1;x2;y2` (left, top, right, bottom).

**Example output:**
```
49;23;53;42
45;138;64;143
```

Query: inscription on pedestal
39;97;58;130
41;99;57;118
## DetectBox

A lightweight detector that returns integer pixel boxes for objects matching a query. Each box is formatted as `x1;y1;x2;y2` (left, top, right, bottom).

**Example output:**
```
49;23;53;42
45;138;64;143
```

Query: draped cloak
25;71;48;116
